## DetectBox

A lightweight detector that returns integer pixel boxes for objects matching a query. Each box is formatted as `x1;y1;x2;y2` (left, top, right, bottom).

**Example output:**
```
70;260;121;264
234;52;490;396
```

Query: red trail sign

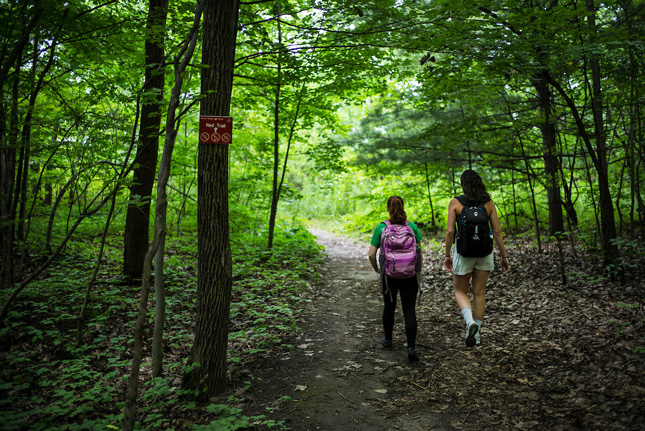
199;116;233;144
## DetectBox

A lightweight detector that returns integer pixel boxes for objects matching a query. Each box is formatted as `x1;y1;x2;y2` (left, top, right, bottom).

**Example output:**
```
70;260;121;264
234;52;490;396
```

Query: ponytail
387;196;407;224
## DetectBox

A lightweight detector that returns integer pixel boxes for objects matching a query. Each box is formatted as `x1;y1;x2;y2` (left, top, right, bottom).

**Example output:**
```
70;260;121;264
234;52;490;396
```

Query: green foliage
605;237;645;277
191;404;285;430
565;271;608;285
0;216;321;430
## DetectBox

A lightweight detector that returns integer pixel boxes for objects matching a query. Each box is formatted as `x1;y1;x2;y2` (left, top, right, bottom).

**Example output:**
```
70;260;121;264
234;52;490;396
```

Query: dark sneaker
380;338;393;349
407;347;419;362
465;322;479;347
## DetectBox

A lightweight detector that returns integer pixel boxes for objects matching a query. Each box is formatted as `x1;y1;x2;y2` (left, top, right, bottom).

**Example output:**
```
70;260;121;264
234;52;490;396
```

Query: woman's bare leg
453;273;472;311
471;268;490;320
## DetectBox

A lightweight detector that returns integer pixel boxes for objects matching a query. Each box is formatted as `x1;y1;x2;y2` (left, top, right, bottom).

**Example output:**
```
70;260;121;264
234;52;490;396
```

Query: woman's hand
368;245;380;273
444;256;453;273
500;257;510;274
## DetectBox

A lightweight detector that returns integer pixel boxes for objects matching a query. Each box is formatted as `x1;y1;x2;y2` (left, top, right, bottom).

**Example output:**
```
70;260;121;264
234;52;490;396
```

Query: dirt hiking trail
243;229;645;431
244;229;457;430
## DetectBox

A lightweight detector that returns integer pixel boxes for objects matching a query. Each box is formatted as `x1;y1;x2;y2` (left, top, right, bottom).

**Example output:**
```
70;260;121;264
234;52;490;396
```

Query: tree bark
152;5;203;378
1;57;20;289
585;0;619;266
15;36;40;242
182;0;239;399
123;0;169;279
424;161;435;227
267;0;282;249
531;70;564;237
558;142;578;228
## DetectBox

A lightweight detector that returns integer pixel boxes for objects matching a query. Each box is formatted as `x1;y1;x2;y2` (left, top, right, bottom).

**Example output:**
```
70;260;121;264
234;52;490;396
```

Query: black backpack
455;195;493;258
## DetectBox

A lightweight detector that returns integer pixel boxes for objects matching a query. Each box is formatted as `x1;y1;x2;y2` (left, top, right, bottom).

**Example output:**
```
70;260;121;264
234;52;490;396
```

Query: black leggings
382;275;418;348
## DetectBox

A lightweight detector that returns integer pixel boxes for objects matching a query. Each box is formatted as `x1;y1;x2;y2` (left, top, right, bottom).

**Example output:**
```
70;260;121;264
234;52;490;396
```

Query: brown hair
460;170;491;203
387;196;407;224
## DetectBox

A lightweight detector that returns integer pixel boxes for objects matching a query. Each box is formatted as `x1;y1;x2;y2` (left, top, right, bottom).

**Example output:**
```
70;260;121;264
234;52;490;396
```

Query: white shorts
452;245;494;275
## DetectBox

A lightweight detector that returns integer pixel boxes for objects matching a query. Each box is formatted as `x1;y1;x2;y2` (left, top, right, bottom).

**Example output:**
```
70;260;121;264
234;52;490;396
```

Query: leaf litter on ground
376;237;645;430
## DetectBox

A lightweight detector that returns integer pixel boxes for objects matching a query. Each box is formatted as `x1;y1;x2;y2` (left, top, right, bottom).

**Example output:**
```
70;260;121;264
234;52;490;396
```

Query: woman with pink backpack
368;196;423;362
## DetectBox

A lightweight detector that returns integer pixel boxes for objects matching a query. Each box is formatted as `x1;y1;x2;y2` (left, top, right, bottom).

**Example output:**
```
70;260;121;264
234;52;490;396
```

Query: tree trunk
622;1;645;239
531;70;564;237
545;70;618;267
267;0;282;249
586;0;619;267
558;145;578;228
615;155;628;236
519;134;542;252
123;8;203;426
16;36;40;242
0;6;43;284
152;7;203;378
123;0;168;279
511;167;518;233
424;161;435;227
13;135;26;241
1;55;22;289
182;0;239;399
43;182;52;205
151;234;166;376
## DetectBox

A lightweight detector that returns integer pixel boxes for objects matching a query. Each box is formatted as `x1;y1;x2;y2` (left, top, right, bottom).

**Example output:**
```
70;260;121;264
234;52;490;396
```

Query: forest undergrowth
0;223;323;430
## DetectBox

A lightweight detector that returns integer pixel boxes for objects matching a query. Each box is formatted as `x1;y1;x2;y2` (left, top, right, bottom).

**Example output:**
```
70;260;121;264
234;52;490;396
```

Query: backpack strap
378;220;389;262
457;195;488;208
378;221;390;299
455;196;468;243
379;221;390;247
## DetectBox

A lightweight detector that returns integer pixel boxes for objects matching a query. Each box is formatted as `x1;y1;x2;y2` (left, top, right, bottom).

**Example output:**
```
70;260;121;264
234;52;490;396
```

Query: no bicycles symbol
199;116;233;144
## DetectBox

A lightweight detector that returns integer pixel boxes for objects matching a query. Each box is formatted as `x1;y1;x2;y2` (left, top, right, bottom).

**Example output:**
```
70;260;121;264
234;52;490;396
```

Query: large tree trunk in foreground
182;0;239;399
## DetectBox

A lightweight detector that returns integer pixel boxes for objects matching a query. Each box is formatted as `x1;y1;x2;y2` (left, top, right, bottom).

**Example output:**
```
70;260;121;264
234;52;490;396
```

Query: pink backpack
379;220;417;279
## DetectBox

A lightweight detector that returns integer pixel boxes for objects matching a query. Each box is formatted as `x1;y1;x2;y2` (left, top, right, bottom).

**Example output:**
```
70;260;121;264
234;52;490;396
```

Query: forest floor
240;229;645;431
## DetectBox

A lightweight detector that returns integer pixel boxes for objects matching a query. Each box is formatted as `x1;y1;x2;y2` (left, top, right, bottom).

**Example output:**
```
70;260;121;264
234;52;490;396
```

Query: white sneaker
465;322;479;347
475;331;481;345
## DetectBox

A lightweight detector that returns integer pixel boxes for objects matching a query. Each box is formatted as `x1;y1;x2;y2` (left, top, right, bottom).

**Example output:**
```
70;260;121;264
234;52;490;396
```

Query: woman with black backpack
444;170;510;347
368;196;423;362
